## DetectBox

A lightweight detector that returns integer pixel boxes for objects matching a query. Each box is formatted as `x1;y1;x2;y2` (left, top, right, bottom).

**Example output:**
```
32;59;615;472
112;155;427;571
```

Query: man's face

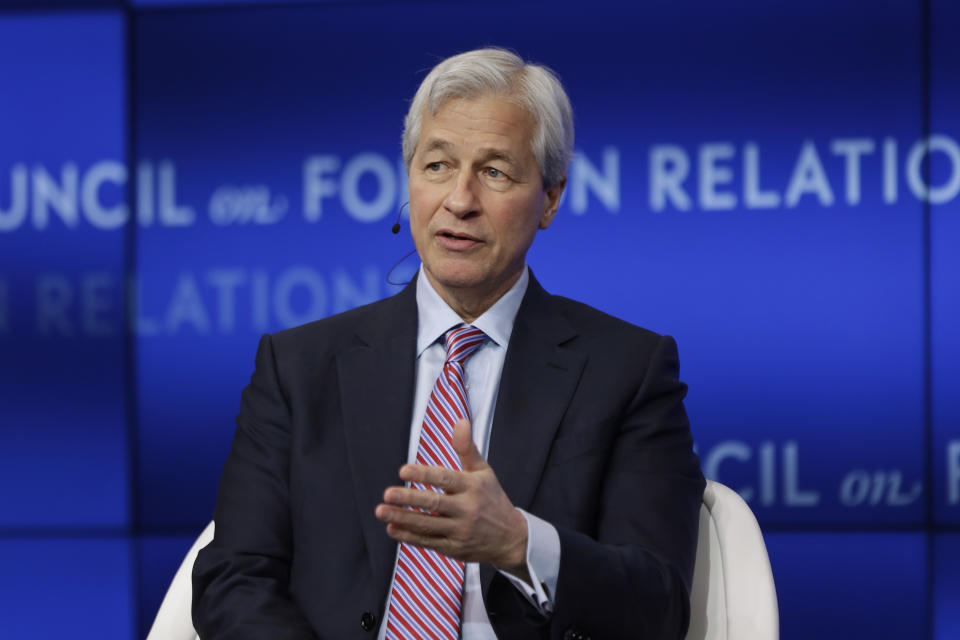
408;93;564;311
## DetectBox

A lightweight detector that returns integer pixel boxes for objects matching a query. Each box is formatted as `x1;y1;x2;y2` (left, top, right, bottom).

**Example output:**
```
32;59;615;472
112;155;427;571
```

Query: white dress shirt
377;266;561;639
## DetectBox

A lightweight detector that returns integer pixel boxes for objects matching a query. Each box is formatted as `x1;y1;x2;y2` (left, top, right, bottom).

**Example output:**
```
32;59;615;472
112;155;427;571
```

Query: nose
442;170;480;218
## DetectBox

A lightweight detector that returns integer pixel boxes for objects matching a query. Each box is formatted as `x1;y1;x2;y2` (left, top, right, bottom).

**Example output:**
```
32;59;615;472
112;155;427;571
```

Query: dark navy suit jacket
192;272;705;639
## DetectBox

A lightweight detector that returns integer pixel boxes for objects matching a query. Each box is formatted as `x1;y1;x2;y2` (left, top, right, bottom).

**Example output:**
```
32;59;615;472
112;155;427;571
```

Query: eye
426;161;445;172
483;167;508;180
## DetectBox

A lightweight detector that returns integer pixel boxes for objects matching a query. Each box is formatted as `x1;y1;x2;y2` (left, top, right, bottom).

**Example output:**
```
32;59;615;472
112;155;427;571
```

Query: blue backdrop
0;1;957;638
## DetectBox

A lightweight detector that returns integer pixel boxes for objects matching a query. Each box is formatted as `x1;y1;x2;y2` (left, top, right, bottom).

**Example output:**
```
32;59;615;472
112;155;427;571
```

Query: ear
539;178;566;230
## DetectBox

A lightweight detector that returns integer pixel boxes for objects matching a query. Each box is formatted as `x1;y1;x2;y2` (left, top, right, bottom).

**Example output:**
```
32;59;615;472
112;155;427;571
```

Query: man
193;48;704;640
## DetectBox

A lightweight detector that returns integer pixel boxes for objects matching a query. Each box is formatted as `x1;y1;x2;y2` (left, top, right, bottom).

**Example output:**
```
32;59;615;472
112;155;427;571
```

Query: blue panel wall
765;532;928;639
0;12;128;528
931;0;960;528
0;537;134;637
934;535;960;638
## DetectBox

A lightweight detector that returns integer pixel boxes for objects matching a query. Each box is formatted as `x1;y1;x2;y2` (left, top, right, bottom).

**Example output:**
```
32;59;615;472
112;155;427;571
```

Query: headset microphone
391;202;409;235
386;202;415;285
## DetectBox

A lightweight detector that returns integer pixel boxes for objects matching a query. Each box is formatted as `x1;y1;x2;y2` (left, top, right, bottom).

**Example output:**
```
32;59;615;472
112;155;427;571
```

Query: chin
434;272;487;291
425;261;488;291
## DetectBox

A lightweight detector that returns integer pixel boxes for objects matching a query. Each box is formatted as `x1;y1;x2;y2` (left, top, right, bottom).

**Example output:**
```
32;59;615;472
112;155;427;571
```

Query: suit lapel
337;273;586;607
337;279;418;607
488;275;584;510
481;275;585;593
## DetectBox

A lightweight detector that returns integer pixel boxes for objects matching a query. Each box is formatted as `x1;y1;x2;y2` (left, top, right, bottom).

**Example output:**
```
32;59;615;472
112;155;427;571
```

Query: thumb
452;418;486;471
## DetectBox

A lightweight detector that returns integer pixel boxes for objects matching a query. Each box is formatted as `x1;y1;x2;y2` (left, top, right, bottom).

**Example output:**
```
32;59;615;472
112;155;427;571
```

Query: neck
423;269;523;324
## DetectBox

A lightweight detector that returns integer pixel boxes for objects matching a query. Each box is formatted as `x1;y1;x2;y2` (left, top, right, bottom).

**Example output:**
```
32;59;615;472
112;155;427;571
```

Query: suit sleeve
555;335;703;639
192;334;318;639
490;335;704;640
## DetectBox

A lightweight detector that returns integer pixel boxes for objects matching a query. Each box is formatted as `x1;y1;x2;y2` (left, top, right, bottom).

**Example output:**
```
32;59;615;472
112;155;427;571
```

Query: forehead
418;94;536;159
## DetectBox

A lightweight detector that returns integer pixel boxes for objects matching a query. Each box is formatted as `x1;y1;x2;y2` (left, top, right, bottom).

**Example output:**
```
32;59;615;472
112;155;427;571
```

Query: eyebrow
421;138;454;155
476;147;519;167
420;138;519;167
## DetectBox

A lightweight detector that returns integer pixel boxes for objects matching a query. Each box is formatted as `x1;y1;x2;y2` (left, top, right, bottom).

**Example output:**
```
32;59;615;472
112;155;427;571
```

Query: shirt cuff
497;509;560;615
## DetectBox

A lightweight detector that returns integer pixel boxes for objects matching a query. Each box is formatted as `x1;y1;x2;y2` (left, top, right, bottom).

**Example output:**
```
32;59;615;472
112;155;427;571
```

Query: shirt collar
415;265;529;357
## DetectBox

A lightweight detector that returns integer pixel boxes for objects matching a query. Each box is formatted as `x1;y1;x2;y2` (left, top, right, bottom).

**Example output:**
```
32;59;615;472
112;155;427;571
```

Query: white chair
148;481;778;640
685;479;779;640
146;521;213;640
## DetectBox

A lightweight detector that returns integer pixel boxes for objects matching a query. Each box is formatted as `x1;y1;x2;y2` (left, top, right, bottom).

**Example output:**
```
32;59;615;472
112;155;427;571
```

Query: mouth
438;229;480;241
435;229;483;250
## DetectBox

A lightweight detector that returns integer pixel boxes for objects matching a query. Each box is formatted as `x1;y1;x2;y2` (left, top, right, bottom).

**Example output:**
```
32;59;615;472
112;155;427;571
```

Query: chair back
146;521;215;640
685;480;779;640
151;481;778;640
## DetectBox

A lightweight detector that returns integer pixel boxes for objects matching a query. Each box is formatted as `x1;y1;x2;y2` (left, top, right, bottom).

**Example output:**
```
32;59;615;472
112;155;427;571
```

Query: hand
375;418;530;579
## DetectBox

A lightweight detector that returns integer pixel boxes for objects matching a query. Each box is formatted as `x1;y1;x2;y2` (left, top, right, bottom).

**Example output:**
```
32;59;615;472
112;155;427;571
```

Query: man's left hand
375;418;529;580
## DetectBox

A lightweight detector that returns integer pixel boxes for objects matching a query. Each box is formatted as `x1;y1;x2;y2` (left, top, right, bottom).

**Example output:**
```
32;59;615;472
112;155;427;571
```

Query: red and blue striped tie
385;325;486;640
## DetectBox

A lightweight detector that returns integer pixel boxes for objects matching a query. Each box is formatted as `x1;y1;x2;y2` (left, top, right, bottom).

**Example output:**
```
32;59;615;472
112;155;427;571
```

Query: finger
452;418;487;472
384;523;454;558
399;464;466;492
383;486;447;514
375;504;455;537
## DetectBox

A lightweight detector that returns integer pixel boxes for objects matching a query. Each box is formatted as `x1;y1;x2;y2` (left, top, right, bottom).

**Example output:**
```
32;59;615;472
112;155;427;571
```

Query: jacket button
360;611;377;631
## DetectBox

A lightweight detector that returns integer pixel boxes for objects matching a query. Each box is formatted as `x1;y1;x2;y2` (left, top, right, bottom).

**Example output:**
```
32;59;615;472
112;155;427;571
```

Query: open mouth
438;230;480;242
436;230;482;250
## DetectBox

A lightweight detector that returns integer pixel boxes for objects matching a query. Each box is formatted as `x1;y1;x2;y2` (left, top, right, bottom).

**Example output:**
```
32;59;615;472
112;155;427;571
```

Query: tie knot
444;325;486;364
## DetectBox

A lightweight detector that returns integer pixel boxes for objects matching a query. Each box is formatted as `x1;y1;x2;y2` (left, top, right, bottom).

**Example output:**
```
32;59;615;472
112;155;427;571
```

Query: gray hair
402;48;574;189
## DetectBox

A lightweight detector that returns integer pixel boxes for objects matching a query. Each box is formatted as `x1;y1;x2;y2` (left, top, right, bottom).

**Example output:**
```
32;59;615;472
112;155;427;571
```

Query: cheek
408;184;441;228
407;197;431;233
499;194;545;234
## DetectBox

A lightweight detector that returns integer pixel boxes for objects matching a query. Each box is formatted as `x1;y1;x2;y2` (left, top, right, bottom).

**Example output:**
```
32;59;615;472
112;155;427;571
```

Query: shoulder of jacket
548;294;665;346
264;293;402;360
